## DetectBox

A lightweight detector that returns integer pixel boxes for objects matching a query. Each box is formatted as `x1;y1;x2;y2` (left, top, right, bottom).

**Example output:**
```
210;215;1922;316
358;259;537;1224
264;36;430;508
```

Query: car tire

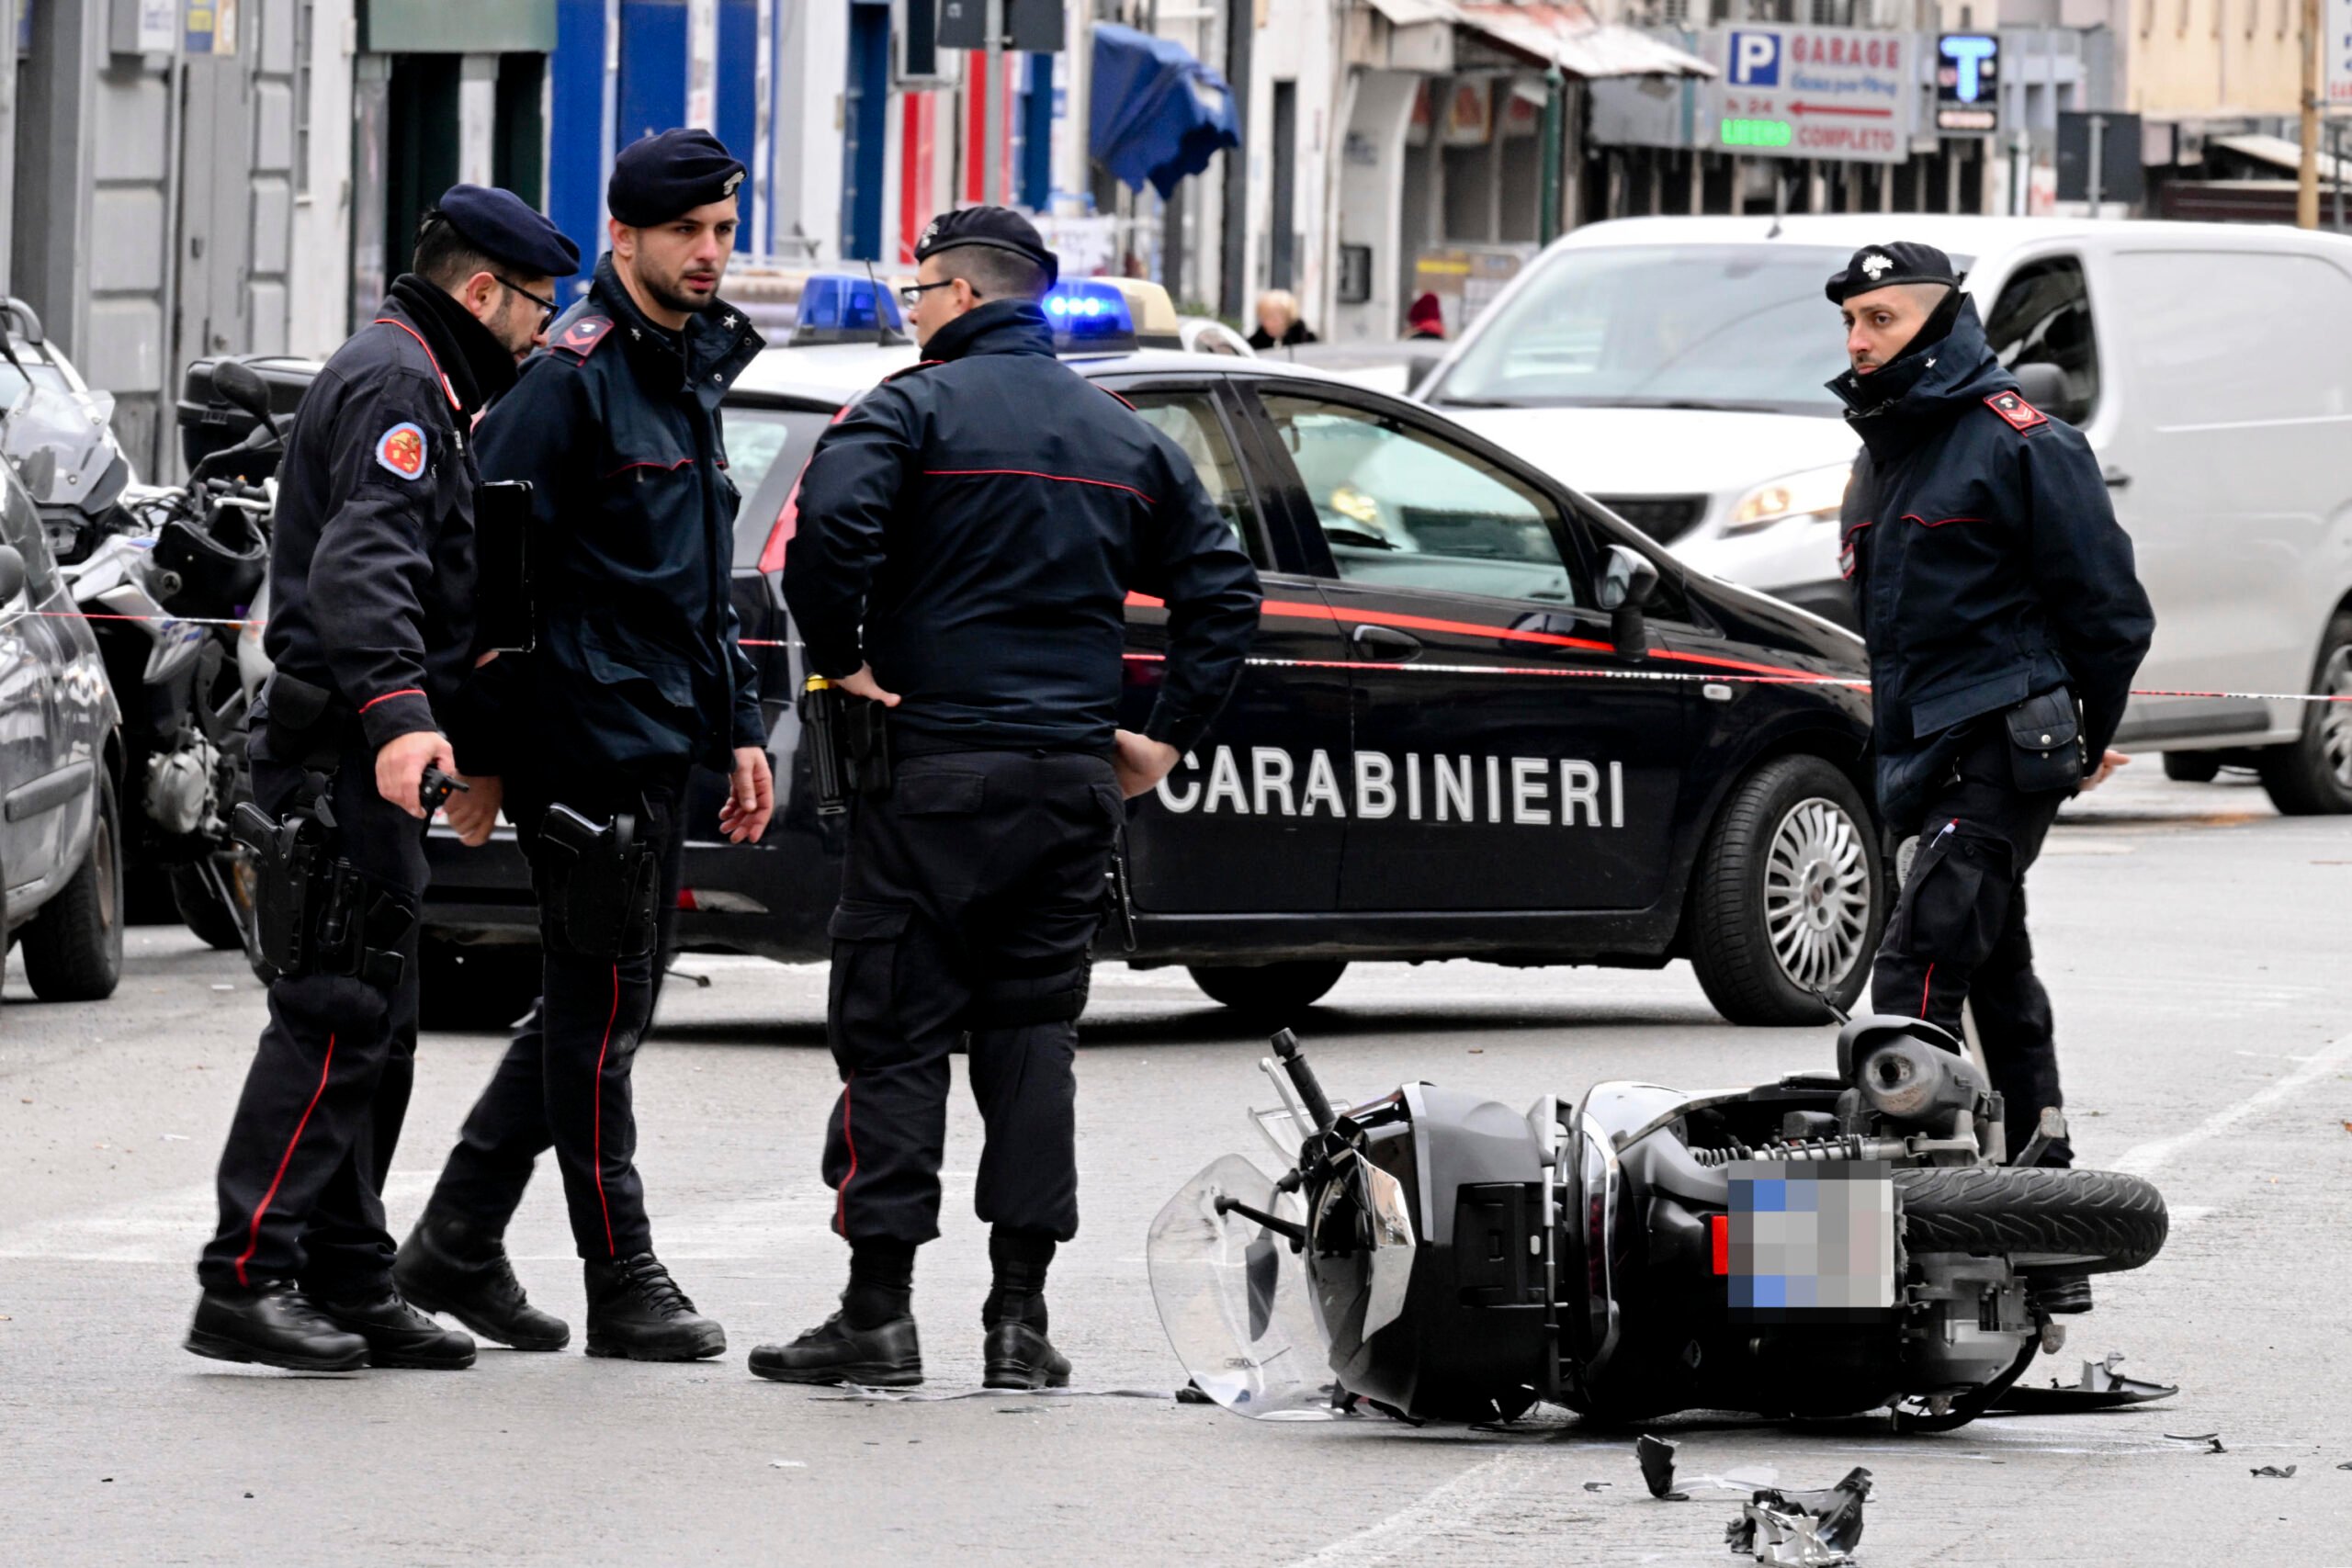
1689;755;1883;1027
170;858;250;953
21;773;125;1003
2161;751;2222;784
1187;960;1348;1021
2256;611;2352;816
419;938;543;1033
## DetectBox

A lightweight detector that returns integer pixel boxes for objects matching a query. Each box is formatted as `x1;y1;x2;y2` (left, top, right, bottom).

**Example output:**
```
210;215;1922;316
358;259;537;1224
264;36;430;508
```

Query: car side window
1983;257;2100;426
1123;389;1271;569
1257;392;1586;606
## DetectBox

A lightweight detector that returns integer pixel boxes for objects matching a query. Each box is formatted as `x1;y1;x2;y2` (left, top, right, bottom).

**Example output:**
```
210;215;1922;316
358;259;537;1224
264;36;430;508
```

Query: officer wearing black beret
1827;242;2154;1314
188;187;574;1371
392;130;773;1363
751;207;1261;1390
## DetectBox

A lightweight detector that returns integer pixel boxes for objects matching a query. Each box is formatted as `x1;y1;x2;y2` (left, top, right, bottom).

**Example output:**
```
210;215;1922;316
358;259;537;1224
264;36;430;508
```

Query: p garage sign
1704;25;1917;164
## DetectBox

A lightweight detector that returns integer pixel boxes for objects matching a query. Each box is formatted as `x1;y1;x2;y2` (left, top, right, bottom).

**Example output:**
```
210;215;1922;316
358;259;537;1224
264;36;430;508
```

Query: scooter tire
1895;1166;2168;1276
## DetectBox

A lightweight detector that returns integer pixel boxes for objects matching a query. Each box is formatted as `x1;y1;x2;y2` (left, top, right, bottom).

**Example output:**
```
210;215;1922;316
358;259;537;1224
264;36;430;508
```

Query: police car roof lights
1043;280;1139;355
792;273;910;347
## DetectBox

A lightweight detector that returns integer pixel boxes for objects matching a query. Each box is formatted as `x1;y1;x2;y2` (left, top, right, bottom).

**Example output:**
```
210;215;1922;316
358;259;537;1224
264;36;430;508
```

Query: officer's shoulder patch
374;422;427;480
549;313;616;362
878;358;944;386
1983;390;2050;434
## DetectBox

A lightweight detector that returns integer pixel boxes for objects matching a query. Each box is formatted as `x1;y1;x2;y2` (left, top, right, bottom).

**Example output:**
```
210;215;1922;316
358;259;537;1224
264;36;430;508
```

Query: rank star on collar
721;313;738;330
1861;254;1893;280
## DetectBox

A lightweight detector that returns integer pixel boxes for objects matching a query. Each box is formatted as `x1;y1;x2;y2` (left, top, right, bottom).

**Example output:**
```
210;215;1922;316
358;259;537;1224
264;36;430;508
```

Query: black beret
1825;241;1962;304
435;184;580;279
607;129;747;227
914;205;1060;290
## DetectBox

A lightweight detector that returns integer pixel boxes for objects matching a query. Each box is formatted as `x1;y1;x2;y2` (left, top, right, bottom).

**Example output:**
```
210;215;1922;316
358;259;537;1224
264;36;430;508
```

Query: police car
418;275;1886;1030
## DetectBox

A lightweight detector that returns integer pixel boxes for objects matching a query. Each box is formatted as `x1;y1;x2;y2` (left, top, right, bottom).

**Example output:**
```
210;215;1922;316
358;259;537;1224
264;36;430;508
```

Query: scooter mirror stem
1271;1030;1339;1135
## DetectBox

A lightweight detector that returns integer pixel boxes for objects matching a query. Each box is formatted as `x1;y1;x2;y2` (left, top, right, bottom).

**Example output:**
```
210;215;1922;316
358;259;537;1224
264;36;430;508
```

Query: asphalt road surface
4;764;2347;1566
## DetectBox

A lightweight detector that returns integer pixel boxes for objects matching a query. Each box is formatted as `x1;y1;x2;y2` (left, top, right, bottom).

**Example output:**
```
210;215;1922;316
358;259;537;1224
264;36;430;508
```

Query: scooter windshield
3;385;119;506
1147;1155;1339;1421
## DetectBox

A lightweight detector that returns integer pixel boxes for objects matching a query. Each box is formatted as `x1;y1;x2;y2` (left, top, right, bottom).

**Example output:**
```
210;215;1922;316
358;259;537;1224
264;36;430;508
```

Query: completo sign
1703;26;1916;164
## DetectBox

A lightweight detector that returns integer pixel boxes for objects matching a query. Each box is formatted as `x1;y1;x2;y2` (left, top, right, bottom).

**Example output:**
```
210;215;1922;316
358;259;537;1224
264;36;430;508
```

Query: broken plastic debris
1991;1350;2177;1414
1635;1435;1688;1501
1725;1468;1873;1567
2164;1432;2227;1454
1582;1481;1611;1493
768;1461;806;1470
2249;1465;2297;1479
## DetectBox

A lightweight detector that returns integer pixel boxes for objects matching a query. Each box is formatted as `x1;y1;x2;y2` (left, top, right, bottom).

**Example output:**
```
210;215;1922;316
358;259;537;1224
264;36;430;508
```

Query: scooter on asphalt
1149;1018;2168;1431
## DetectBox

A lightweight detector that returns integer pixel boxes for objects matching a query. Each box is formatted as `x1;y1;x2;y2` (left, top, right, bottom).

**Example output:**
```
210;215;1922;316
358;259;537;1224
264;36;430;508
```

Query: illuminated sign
1721;118;1796;149
1935;34;2000;136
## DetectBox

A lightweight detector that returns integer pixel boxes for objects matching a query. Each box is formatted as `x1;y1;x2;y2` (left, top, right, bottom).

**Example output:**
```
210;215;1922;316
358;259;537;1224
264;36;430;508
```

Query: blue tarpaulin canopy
1090;23;1243;198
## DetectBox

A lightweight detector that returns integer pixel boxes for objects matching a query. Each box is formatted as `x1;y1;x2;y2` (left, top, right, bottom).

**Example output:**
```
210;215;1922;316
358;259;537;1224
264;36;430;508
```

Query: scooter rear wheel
1895;1166;2168;1275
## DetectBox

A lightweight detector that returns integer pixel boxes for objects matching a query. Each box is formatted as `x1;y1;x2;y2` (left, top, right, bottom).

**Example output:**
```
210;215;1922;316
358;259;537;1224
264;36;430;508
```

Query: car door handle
1351;625;1421;660
2102;466;2132;490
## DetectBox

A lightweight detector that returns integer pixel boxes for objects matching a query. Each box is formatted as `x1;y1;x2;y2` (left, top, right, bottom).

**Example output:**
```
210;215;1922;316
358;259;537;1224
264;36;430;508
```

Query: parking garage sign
1704;26;1916;164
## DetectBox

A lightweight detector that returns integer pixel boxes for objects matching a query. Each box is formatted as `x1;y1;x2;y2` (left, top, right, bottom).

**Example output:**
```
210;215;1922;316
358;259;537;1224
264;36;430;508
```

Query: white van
1419;214;2352;814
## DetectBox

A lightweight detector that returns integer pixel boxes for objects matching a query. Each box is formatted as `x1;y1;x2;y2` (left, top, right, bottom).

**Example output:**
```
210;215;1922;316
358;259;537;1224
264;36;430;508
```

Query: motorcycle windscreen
1147;1155;1338;1421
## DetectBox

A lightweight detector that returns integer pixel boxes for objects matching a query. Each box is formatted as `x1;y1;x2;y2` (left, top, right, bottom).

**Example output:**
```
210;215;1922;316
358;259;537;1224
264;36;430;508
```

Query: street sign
2329;0;2352;108
2055;111;2143;205
1935;33;1999;136
1703;26;1916;164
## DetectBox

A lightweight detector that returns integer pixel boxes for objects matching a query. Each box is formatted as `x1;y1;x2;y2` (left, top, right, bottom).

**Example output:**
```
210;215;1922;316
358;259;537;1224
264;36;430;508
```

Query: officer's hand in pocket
446;774;503;846
377;730;458;819
1112;730;1182;800
838;663;900;707
2081;749;2130;792
720;745;775;843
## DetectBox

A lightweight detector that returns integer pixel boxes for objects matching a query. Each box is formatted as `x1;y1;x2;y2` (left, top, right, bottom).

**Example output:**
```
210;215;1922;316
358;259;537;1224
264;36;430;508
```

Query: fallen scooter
1149;1018;2168;1430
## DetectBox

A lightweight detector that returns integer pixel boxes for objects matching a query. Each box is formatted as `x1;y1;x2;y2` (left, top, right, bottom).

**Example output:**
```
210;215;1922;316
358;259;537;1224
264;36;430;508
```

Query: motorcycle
8;364;279;950
1149;1018;2168;1431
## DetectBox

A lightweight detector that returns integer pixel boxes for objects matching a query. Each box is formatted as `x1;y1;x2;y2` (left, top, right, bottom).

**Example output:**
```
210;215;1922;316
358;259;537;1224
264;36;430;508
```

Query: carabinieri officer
188;187;577;1371
394;130;775;1363
752;207;1260;1391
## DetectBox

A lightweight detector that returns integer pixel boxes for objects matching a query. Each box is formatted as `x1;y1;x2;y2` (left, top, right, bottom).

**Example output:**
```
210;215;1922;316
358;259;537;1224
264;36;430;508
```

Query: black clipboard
474;479;535;655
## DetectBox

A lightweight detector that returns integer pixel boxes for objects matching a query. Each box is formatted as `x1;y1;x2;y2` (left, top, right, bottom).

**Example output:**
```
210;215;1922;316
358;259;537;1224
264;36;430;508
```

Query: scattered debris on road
1725;1468;1873;1567
1991;1350;2177;1413
2249;1465;2297;1479
2165;1432;2226;1454
768;1461;806;1470
1635;1435;1689;1501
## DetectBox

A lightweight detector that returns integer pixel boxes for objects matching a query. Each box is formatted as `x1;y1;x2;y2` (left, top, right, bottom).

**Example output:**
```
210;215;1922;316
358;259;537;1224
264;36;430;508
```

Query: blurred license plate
1722;1160;1896;1321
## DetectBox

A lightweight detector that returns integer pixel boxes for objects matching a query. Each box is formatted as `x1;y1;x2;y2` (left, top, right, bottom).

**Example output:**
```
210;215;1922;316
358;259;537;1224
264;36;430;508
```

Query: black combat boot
315;1290;478;1370
582;1253;726;1361
395;1213;571;1351
186;1281;369;1372
749;1237;922;1386
980;1227;1069;1391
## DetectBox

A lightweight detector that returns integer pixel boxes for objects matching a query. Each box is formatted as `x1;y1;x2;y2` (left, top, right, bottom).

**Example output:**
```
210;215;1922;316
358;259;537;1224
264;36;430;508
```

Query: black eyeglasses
898;280;976;310
497;276;560;327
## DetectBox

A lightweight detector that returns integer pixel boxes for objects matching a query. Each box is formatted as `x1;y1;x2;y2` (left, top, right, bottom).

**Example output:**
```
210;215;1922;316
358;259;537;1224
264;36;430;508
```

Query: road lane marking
2111;1029;2352;1179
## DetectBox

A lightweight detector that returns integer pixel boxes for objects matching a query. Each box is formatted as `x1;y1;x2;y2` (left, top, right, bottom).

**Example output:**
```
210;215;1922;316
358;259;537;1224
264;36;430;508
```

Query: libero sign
1702;25;1917;164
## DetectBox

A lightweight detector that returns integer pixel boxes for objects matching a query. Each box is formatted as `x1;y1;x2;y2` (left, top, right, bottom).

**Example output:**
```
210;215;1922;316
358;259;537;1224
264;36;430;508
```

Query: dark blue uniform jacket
1833;298;2154;832
785;299;1261;757
261;276;505;755
472;254;767;774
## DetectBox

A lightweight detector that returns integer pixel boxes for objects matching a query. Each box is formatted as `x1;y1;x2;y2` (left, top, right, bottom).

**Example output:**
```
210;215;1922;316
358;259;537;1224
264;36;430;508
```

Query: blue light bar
1041;280;1138;354
792;274;909;346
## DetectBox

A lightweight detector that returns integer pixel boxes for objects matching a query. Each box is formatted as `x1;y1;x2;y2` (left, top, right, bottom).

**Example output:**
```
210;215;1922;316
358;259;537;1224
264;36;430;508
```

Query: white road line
1279;1449;1597;1568
2110;1029;2352;1179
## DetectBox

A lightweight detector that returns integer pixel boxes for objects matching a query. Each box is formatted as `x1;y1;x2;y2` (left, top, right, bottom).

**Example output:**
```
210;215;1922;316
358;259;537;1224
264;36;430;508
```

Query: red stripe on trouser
592;964;620;1257
1918;963;1936;1020
835;1076;859;1235
232;1033;337;1288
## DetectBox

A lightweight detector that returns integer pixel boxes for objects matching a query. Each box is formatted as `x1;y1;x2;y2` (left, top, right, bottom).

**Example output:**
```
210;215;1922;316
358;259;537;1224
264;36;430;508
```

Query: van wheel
22;773;125;1003
2161;751;2222;784
1689;756;1883;1027
2256;613;2352;816
1188;961;1348;1020
419;939;543;1032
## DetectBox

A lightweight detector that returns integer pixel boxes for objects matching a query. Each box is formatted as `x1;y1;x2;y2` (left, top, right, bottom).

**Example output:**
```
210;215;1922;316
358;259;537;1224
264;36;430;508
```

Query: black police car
417;276;1885;1030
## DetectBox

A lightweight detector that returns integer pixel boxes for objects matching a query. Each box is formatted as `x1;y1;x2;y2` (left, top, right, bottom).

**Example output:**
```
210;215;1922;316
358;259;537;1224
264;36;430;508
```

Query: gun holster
232;792;415;989
536;804;660;960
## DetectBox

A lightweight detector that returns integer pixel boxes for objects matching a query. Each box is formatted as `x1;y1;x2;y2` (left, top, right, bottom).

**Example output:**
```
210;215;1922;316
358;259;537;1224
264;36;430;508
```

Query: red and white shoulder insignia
552;313;616;360
1984;390;2049;433
375;422;427;479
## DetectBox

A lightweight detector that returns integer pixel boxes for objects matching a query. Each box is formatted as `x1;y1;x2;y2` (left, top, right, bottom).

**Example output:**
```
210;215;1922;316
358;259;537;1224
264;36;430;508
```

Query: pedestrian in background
1405;291;1446;341
1827;242;2154;1314
187;187;576;1373
1249;288;1318;350
750;207;1261;1391
392;130;774;1363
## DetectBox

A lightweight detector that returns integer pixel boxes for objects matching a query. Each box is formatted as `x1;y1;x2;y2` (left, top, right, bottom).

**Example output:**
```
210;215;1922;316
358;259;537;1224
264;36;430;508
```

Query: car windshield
1430;244;1967;417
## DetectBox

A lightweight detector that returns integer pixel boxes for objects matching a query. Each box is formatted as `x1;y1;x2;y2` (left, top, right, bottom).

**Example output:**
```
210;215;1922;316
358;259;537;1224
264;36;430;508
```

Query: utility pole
1539;66;1565;244
985;0;1007;206
2300;0;2322;229
2086;113;2104;216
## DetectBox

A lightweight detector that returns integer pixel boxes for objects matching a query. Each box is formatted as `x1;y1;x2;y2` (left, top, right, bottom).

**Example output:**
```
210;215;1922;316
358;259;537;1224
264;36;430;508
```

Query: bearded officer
748;208;1261;1390
187;187;576;1371
1828;242;2154;1314
392;130;774;1362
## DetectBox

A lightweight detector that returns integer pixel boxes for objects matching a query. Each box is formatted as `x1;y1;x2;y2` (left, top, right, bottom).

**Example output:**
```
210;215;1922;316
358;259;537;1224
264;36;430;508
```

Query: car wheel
21;772;126;1003
419;938;544;1032
1689;755;1883;1027
2256;612;2352;816
1187;960;1348;1021
170;856;252;953
2161;751;2222;784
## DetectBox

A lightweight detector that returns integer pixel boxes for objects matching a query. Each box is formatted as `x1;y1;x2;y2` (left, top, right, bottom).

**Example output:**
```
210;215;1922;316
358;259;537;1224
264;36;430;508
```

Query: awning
1361;0;1713;80
2207;132;2348;185
1091;24;1244;198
